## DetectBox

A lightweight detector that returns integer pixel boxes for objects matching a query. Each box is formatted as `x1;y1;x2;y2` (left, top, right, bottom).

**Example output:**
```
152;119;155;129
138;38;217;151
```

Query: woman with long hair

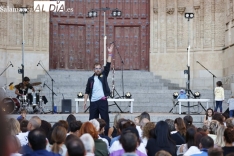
222;128;234;155
79;122;108;156
50;126;67;156
214;125;226;148
171;118;186;145
108;113;121;138
146;121;176;156
177;127;196;155
142;122;155;147
8;118;21;135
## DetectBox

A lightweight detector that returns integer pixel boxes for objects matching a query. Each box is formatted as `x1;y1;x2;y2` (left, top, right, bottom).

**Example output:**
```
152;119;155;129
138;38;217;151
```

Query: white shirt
228;98;234;110
16;131;29;146
136;125;142;138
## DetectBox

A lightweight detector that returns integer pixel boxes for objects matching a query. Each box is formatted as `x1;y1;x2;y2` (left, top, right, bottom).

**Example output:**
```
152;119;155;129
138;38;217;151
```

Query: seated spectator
212;113;224;125
208;148;223;156
108;113;122;139
110;127;147;156
80;133;95;156
57;120;69;133
24;128;60;156
89;119;109;149
208;120;220;142
191;136;214;156
226;117;234;128
49;126;67;156
141;122;155;147
69;121;82;137
20;120;29;133
79;122;108;156
66;136;85;156
222;128;234;156
177;127;196;155
96;118;111;145
146;121;176;156
202;125;209;135
134;115;140;126
8;118;21;135
139;112;150;122
110;118;128;146
8;135;21;156
40;120;51;139
171;117;186;145
139;118;150;138
214;125;226;148
183;115;195;129
165;119;176;134
66;114;76;133
17;109;27;123
155;150;172;156
119;131;138;156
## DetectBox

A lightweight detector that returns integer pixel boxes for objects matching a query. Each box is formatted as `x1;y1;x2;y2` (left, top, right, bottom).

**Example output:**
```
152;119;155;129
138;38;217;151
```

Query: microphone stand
37;62;57;114
196;61;216;109
113;42;125;98
0;64;13;76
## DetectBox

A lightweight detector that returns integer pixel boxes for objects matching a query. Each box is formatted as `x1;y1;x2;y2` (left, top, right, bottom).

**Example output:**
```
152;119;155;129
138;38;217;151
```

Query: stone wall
0;0;49;86
149;0;226;90
222;0;234;92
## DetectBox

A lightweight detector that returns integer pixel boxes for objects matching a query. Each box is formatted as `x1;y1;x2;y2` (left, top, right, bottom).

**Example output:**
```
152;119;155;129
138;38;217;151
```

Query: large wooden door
49;0;150;70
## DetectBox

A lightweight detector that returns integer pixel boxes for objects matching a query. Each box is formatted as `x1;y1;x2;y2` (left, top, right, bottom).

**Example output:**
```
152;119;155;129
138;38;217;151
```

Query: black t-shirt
171;132;186;145
15;83;33;97
222;146;234;156
146;138;177;156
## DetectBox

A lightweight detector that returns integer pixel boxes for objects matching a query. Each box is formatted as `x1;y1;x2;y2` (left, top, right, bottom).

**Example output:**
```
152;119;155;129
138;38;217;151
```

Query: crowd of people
0;107;234;156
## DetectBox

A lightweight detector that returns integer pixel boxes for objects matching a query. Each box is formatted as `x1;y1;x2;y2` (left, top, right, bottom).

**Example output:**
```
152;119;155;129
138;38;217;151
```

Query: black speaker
62;99;72;114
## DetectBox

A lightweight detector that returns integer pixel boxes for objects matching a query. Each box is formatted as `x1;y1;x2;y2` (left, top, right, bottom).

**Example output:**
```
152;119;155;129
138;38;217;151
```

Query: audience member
40;120;52;139
183;115;195;129
208;120;220;142
214;125;226;148
110;127;147;156
134;115;140;126
208;148;223;156
110;118;128;146
171;117;186;145
24;128;60;156
226;117;234;128
80;133;95;156
177;127;196;155
146;121;176;156
142;122;155;147
66;136;85;156
66;114;76;133
57;120;69;132
155;150;172;156
222;128;234;156
165;119;176;133
212;113;224;125
20;120;29;133
96;118;111;145
69;120;82;137
8;135;21;156
204;108;214;125
139;112;150;122
119;131;138;156
191;136;214;156
8;118;21;135
79;122;108;156
108;113;121;138
49;126;67;156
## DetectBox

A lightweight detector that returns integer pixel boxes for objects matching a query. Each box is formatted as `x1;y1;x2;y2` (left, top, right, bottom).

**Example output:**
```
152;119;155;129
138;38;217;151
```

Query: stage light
19;7;28;14
173;92;179;99
88;10;97;17
194;92;201;98
184;13;194;20
125;92;132;99
112;8;122;17
77;92;84;98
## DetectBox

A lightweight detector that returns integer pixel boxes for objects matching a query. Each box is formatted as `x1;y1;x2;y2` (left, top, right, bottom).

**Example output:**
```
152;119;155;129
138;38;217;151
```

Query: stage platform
7;112;205;128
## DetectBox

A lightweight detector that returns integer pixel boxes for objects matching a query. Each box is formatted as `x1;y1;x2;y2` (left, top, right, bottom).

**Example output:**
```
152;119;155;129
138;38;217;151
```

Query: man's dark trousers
89;99;110;135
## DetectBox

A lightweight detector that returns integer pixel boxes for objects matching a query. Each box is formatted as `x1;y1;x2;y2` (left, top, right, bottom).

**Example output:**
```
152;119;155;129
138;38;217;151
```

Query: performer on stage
15;76;35;98
84;43;114;135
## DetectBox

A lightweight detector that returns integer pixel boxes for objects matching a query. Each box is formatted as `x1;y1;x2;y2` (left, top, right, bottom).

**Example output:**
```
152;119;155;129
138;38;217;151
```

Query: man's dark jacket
85;62;111;100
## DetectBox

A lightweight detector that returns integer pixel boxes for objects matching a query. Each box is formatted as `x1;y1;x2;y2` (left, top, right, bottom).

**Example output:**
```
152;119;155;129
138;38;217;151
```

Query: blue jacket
85;62;111;100
23;149;60;156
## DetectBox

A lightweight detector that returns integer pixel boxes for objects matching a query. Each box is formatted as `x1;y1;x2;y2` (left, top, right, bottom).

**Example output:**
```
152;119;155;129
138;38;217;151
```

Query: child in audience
17;109;27;122
227;96;234;117
203;108;214;125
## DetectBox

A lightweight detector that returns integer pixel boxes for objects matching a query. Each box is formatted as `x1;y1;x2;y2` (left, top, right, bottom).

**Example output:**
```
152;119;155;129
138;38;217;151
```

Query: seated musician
15;77;35;99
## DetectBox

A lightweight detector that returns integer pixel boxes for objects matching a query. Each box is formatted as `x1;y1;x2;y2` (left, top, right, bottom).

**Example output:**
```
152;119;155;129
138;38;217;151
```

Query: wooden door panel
49;0;149;70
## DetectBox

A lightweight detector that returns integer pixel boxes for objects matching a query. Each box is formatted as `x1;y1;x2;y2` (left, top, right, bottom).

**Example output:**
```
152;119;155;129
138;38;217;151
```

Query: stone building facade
0;0;233;91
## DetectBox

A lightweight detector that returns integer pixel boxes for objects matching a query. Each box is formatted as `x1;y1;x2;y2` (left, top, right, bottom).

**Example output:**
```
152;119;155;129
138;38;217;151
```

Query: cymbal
31;82;42;86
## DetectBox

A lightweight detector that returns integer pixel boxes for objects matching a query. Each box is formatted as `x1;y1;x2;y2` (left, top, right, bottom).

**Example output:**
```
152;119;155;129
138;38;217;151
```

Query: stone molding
178;7;186;14
166;8;174;15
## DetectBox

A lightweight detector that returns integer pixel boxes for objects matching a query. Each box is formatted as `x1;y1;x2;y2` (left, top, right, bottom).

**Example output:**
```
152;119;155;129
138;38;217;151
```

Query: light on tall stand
184;12;194;115
19;7;28;82
87;7;122;66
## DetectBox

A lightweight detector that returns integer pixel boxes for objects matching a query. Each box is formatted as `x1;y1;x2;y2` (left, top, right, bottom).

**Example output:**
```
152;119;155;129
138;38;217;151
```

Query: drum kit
1;82;48;114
